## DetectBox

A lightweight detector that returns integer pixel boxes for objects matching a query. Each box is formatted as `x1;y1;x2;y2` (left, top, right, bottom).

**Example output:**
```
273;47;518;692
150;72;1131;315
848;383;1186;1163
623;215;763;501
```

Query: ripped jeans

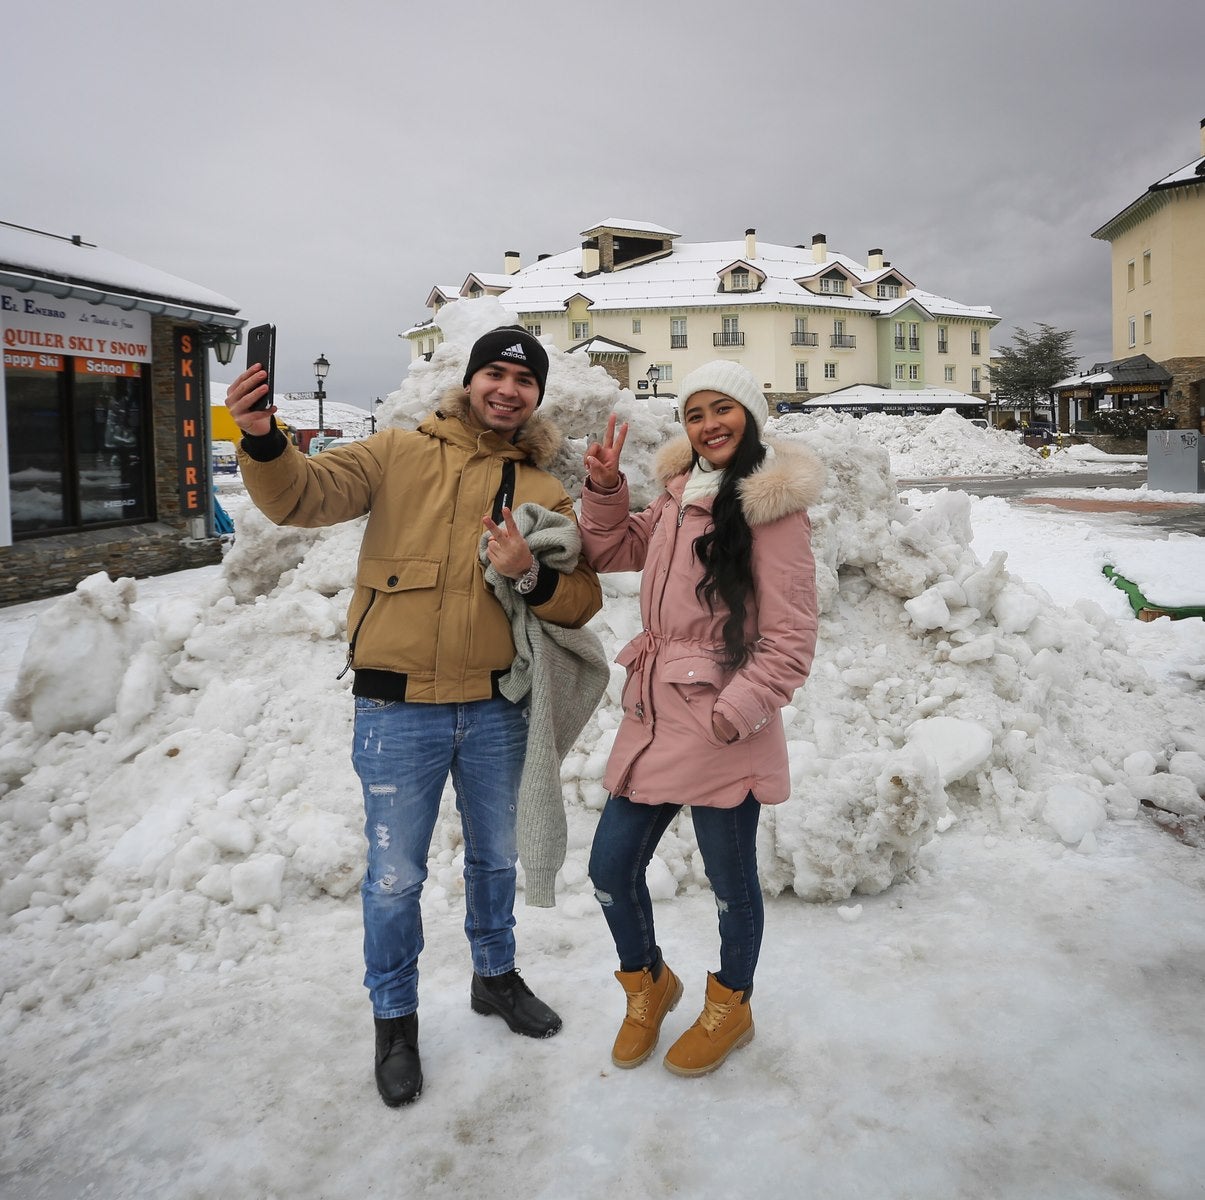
351;695;528;1018
588;792;764;993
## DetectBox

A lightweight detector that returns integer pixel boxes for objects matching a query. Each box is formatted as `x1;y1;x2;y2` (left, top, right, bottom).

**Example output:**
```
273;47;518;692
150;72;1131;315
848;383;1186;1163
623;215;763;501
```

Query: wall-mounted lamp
199;326;241;366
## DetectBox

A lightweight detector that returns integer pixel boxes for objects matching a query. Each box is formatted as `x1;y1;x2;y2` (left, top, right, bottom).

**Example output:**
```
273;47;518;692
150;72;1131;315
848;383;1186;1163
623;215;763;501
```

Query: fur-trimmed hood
430;386;563;469
653;436;826;526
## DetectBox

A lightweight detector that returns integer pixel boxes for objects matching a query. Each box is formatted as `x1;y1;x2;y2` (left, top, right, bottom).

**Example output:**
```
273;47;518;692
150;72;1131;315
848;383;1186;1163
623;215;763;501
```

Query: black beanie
462;325;550;404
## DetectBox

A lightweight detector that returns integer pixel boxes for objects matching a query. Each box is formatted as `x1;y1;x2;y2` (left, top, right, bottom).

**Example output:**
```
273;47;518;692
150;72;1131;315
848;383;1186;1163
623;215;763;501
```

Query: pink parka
579;436;825;809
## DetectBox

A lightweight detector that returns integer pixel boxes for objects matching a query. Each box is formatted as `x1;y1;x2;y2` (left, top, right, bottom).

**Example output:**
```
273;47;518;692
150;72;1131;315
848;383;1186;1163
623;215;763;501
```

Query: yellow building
1092;119;1205;430
404;220;998;409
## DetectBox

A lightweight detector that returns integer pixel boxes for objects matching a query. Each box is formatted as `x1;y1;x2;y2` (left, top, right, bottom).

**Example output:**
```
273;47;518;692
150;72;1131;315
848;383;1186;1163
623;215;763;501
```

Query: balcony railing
670;334;688;349
713;331;745;347
791;332;819;346
830;334;856;349
894;336;905;350
909;339;920;352
937;341;949;354
971;344;981;356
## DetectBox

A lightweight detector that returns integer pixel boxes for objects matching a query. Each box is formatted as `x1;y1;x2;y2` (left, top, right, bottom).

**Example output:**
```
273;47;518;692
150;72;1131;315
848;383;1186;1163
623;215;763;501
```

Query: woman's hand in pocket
712;712;739;744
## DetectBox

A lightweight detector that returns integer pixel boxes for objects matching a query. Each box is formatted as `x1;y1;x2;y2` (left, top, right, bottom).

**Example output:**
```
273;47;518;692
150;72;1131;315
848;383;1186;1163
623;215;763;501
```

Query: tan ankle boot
611;962;683;1068
663;972;754;1076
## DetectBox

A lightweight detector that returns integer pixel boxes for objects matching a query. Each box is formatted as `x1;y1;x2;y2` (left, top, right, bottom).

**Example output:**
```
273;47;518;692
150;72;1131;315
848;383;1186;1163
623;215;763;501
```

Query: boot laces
624;976;653;1023
698;992;737;1035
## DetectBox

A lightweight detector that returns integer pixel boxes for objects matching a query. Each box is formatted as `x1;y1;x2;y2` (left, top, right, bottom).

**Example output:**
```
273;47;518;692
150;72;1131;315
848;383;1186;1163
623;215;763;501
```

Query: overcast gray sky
4;0;1203;410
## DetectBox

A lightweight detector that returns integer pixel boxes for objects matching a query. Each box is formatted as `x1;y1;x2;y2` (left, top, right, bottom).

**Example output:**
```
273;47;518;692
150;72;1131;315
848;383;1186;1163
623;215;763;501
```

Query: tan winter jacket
237;389;603;703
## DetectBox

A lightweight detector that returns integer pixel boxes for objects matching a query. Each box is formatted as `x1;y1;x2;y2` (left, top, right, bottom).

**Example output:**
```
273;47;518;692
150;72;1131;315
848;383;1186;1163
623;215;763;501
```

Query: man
226;326;602;1107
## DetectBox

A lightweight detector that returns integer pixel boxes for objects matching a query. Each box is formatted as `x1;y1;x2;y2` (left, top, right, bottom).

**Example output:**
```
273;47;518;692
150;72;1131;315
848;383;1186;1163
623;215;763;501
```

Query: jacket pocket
662;653;728;746
359;556;440;592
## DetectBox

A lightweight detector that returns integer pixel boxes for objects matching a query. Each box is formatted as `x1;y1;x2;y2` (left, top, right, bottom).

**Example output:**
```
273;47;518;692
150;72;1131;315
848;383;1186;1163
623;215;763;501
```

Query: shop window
3;353;152;537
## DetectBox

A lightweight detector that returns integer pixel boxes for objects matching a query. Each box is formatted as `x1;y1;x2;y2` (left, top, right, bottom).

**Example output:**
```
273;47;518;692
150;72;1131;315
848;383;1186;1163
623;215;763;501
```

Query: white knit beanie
676;360;768;434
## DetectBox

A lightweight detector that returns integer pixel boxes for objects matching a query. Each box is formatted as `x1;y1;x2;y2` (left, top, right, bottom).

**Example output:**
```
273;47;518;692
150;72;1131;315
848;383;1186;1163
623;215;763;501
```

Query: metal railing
830;334;856;349
713;332;745;347
894;336;905;350
670;334;688;349
792;332;819;346
937;341;948;354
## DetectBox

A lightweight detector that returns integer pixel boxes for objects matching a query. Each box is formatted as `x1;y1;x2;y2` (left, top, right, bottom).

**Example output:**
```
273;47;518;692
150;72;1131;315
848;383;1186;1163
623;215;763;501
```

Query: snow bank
2;296;1202;1023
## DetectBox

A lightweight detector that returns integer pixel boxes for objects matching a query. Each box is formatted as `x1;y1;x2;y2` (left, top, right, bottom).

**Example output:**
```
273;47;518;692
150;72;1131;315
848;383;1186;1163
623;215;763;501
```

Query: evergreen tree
990;324;1079;421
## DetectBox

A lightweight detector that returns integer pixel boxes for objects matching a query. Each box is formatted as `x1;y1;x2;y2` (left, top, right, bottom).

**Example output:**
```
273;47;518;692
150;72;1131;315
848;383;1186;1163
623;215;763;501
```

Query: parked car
211;440;238;474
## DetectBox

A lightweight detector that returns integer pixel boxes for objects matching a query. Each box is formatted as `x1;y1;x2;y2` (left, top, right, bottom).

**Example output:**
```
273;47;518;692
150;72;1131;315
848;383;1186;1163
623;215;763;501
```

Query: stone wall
1161;356;1205;431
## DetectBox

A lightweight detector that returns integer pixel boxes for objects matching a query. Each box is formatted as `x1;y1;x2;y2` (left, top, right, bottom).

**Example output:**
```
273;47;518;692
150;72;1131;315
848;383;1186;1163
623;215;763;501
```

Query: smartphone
245;323;276;411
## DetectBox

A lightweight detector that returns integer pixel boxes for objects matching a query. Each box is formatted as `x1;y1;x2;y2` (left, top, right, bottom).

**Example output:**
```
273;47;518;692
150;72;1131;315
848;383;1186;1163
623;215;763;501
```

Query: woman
580;360;824;1076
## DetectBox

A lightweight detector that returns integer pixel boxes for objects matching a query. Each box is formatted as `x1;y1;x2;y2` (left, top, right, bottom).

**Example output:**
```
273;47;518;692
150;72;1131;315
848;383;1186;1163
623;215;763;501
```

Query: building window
714;316;743;347
631;319;641;334
894;363;905;381
792;317;816;346
1142;251;1151;285
944;365;955;383
820;275;846;294
671;317;687;349
970;329;981;356
1143;312;1152;344
937;326;948;353
894;322;905;351
795;362;808;391
876;282;900;299
909;323;920;352
730;268;750;291
524;323;541;337
831;320;855;349
572;321;590;340
824;362;837;380
971;367;981;391
1128;317;1136;348
1127;260;1136;290
4;353;153;537
651;363;672;383
909;364;920;381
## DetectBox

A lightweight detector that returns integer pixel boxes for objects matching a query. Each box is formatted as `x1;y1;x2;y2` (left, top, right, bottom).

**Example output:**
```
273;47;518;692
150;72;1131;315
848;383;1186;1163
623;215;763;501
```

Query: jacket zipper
337;592;378;680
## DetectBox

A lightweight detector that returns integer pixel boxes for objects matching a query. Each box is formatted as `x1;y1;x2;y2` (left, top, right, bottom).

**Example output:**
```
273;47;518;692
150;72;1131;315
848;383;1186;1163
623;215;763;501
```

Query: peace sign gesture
584;414;629;490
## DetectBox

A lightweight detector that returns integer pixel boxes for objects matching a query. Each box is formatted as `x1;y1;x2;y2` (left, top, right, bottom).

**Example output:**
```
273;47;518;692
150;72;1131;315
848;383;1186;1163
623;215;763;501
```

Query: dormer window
820;275;846;294
730;268;750;291
876;282;901;299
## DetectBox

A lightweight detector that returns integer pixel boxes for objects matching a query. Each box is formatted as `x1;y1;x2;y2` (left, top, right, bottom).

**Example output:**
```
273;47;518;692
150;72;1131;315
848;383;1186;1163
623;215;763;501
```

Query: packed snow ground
3;299;1204;1199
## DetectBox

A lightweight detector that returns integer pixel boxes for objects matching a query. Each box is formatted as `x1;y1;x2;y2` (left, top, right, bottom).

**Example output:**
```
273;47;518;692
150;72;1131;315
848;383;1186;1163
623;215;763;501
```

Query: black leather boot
374;1013;422;1107
470;969;562;1038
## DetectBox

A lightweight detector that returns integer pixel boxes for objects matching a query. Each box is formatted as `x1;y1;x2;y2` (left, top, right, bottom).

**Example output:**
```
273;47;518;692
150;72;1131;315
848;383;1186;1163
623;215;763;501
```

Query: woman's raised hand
584;413;629;489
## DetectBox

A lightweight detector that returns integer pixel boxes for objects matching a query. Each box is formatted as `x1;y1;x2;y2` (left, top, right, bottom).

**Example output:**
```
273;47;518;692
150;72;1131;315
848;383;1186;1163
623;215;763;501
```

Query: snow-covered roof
0;220;238;315
581;218;680;238
567;335;639;356
1153;155;1205;189
808;385;985;408
426;235;995;323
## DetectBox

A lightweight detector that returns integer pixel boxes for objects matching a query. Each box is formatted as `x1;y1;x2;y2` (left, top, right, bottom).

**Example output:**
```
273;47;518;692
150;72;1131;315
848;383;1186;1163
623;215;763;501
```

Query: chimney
1200;117;1205;157
812;233;827;264
581;238;600;275
745;228;757;260
867;248;883;271
537;253;551;261
503;249;521;275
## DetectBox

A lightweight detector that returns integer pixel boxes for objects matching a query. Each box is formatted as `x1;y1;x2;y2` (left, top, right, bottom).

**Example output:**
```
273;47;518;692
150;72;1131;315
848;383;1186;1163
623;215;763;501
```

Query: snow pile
773;407;1143;480
2;298;1202;1023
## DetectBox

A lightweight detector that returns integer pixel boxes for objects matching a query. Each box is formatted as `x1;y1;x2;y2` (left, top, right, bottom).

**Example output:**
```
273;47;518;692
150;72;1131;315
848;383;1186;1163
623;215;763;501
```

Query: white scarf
680;444;774;507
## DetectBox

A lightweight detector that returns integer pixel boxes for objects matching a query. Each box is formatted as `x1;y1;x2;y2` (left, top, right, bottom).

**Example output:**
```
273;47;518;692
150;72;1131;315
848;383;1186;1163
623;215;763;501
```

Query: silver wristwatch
513;559;541;595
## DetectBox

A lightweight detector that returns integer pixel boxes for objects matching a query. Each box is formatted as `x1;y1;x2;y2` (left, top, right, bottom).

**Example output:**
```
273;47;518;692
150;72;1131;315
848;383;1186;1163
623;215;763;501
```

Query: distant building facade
1091;120;1205;431
1;221;245;604
404;219;998;408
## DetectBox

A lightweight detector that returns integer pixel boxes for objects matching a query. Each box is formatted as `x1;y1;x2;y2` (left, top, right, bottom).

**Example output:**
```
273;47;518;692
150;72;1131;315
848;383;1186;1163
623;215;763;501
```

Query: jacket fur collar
653;436;826;526
431;387;562;469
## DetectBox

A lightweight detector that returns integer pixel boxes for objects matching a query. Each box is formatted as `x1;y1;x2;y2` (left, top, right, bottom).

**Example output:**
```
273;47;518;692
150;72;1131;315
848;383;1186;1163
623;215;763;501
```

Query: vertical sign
173;329;208;517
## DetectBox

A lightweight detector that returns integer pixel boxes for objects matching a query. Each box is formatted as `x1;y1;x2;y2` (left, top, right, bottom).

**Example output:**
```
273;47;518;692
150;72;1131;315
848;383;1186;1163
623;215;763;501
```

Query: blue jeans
588;792;764;993
351;695;528;1018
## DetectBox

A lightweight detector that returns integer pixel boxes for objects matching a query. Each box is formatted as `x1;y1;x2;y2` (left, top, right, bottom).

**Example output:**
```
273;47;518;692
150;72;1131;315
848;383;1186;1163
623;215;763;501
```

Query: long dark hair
692;425;767;669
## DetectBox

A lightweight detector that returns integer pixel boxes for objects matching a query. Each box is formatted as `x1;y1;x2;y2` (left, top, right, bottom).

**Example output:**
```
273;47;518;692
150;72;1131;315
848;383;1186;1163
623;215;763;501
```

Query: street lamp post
647;363;660;402
314;353;330;435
